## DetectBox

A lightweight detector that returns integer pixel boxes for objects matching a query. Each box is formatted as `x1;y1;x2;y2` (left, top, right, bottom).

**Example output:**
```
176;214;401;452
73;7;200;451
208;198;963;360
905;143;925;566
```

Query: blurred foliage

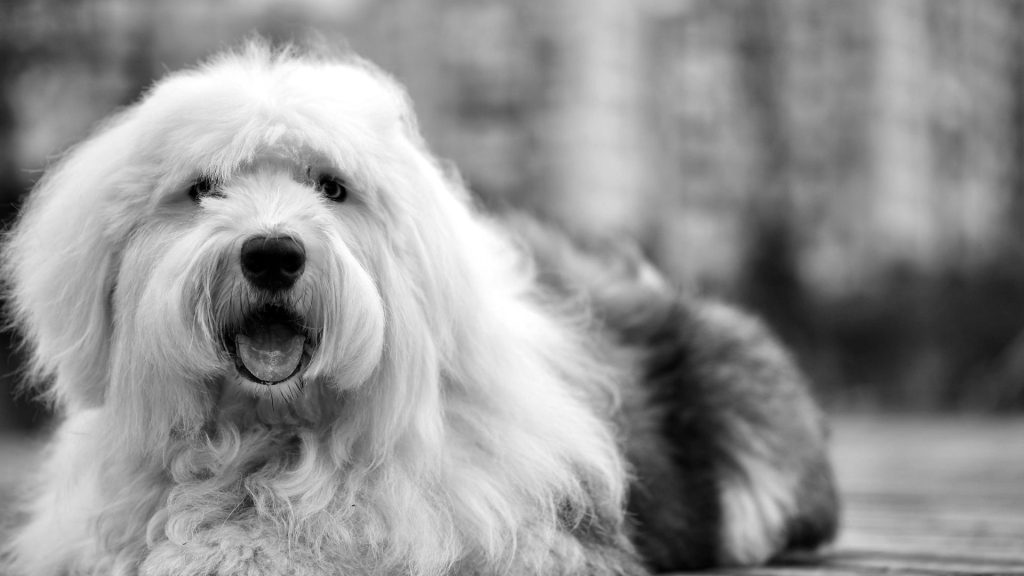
2;0;1024;429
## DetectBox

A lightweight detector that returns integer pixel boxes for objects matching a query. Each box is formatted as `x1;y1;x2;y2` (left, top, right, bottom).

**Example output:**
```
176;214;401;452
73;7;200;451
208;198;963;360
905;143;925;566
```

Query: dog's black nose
240;235;306;291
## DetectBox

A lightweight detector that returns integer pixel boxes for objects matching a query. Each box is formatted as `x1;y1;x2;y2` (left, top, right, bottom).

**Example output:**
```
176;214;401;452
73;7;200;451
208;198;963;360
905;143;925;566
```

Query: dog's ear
3;112;138;410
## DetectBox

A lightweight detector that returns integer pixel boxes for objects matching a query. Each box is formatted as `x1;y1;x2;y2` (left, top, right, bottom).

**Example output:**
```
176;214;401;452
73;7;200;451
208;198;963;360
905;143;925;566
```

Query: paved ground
2;417;1023;574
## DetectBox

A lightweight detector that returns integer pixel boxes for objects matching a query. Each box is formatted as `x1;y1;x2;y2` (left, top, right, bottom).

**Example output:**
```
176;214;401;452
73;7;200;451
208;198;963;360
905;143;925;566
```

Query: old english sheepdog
2;44;838;575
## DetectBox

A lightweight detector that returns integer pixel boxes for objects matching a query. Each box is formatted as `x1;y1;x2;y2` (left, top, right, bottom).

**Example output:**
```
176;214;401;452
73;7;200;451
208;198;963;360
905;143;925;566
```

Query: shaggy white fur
4;44;629;576
2;43;838;576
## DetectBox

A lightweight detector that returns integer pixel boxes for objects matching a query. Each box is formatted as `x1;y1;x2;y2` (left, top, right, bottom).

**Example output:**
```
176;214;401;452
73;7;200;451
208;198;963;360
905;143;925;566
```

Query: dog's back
508;214;839;569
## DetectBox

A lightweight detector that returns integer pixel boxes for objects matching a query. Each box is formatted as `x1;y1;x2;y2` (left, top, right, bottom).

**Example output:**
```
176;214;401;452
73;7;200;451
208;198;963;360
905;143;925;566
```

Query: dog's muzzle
226;235;315;385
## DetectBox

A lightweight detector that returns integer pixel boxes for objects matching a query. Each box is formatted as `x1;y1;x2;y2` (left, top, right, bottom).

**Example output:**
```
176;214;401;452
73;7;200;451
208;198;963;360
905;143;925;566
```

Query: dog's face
5;48;482;436
129;160;385;403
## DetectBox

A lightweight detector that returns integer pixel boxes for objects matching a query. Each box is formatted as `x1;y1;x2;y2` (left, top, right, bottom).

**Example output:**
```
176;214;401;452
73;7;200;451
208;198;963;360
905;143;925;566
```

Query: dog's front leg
140;525;327;576
490;528;650;576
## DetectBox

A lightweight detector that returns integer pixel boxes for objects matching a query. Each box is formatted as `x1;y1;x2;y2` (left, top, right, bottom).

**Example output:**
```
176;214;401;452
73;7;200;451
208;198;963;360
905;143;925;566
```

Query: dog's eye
188;176;221;202
315;174;349;202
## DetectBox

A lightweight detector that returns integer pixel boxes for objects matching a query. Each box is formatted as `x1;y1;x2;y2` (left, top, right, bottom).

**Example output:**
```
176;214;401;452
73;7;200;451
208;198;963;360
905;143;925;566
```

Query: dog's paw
140;526;325;576
717;447;839;565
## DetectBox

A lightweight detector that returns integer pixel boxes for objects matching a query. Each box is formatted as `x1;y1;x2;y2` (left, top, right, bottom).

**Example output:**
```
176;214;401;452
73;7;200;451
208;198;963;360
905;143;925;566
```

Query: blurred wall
2;0;1024;429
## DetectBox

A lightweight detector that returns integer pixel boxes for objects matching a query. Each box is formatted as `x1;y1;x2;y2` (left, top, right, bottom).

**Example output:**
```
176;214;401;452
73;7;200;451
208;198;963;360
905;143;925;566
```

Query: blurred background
2;0;1024;441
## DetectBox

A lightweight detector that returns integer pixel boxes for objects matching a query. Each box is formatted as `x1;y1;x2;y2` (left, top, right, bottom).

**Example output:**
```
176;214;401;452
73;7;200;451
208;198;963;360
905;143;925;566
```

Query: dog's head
4;44;508;449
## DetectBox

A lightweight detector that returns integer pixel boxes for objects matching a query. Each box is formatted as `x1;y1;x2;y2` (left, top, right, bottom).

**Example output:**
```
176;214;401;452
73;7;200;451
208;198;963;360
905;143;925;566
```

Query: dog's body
2;45;837;575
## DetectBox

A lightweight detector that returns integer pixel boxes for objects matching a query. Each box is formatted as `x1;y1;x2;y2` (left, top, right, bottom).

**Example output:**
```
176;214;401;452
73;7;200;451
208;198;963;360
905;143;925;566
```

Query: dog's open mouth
226;306;315;385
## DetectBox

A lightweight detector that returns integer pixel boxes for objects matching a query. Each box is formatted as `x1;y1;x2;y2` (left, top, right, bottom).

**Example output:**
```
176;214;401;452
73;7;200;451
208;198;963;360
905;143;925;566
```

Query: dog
2;43;838;575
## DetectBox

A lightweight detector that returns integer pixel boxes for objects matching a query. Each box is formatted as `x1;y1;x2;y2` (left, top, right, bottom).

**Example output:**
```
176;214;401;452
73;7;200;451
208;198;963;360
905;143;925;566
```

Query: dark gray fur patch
507;214;839;571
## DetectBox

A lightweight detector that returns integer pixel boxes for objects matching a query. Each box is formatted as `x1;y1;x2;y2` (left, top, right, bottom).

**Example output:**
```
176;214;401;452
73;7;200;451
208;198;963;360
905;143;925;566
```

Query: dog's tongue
236;324;305;383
